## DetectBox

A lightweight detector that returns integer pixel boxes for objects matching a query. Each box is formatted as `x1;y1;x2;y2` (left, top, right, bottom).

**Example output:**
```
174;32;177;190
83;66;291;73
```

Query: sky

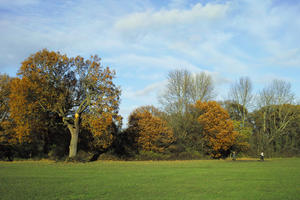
1;0;300;125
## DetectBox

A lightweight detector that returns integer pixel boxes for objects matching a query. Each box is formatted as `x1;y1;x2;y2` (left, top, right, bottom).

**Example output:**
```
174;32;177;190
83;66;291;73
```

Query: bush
135;151;170;161
97;152;121;161
0;145;14;161
48;144;67;160
65;150;93;162
167;144;185;154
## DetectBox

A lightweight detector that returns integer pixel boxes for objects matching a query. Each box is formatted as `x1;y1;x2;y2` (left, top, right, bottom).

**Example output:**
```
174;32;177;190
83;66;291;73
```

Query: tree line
0;49;299;161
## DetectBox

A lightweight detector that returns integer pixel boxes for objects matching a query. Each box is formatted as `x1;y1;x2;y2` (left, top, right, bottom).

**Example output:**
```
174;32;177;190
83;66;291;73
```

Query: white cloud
135;80;167;97
120;80;167;126
114;2;230;39
230;0;300;69
122;80;166;101
1;0;300;124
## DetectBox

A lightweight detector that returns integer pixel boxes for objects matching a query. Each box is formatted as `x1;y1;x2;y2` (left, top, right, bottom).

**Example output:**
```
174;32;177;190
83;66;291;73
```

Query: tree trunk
67;115;80;158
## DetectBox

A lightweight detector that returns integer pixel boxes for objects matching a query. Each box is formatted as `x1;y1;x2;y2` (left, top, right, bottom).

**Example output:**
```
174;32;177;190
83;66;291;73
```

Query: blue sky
1;0;300;125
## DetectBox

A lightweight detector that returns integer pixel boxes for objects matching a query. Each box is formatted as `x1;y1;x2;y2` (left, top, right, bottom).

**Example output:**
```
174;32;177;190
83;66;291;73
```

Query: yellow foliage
194;101;238;158
9;78;46;143
129;107;174;153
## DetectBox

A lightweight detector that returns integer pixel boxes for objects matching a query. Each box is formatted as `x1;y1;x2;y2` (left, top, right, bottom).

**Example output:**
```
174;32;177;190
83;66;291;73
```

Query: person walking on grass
232;151;236;161
260;152;264;161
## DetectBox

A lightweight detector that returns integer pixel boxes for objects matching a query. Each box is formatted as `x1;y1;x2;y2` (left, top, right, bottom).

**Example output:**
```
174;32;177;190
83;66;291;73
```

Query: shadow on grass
229;159;268;162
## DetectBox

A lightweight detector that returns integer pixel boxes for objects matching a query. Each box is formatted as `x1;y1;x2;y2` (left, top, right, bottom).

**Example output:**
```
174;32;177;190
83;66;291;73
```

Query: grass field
0;158;299;200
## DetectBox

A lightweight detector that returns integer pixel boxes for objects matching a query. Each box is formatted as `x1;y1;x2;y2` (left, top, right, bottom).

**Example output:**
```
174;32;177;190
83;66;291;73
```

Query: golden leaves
129;108;174;153
194;101;237;158
7;49;123;155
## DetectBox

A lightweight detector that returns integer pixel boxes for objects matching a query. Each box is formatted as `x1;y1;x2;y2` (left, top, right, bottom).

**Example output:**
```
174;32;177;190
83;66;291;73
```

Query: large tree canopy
194;101;238;158
9;49;121;158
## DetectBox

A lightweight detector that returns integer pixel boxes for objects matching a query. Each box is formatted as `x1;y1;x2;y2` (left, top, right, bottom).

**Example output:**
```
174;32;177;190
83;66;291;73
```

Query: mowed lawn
0;158;299;200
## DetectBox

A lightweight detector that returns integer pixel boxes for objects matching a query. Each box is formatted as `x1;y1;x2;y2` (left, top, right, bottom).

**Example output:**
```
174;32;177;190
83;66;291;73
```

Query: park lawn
0;158;299;200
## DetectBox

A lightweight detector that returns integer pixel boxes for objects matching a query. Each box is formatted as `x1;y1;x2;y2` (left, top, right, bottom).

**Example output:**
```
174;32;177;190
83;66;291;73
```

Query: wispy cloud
1;0;300;124
114;2;229;36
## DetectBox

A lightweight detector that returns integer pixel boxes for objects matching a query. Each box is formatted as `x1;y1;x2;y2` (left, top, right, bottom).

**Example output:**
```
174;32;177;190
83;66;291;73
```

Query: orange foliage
129;107;174;153
82;111;121;150
9;49;122;156
0;74;15;144
194;101;238;158
9;77;48;143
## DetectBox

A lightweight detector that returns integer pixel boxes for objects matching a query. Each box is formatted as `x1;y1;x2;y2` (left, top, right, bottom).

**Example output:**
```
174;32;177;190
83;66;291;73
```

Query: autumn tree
0;74;11;123
194;101;238;158
9;76;68;158
0;74;15;160
9;49;121;158
127;106;174;153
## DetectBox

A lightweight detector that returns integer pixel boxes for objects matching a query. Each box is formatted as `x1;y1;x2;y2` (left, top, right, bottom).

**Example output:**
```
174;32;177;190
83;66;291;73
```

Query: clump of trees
0;50;299;161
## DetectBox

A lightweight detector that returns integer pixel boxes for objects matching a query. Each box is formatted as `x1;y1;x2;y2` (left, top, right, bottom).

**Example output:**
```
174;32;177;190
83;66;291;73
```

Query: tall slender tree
229;77;253;127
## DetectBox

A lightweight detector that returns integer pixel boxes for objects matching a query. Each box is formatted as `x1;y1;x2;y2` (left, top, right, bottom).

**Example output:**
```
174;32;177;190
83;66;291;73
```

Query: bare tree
229;77;253;127
158;69;215;149
258;79;294;107
159;69;192;114
159;69;215;114
257;79;296;155
190;72;215;103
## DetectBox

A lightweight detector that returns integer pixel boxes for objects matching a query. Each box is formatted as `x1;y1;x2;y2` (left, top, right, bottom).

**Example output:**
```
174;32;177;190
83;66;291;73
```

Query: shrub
48;144;67;160
97;152;121;161
135;151;170;161
65;150;93;162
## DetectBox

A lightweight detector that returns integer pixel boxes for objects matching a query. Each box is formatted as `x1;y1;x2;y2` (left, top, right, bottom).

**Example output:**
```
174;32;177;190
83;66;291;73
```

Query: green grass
0;158;300;200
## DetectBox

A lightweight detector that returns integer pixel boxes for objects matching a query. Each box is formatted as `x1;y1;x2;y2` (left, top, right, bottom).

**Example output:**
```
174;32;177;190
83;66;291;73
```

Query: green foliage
232;120;251;153
250;104;300;157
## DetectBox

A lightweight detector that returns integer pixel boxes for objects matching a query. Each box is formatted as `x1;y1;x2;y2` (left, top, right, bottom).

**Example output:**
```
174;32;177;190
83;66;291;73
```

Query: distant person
232;151;236;161
260;152;264;161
